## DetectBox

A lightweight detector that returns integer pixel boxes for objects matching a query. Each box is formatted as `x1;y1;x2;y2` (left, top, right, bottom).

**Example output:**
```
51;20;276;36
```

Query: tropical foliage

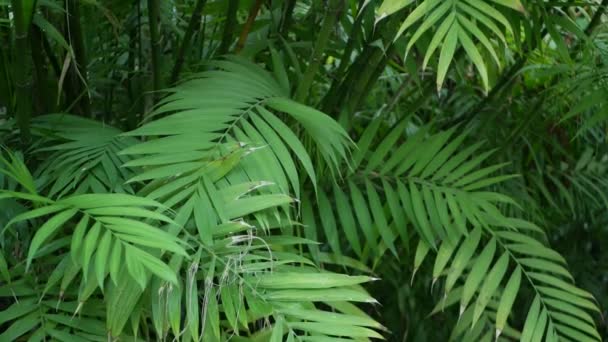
0;0;607;341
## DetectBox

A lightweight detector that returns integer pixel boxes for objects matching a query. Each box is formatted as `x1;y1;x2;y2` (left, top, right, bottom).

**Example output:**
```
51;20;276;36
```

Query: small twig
235;0;264;53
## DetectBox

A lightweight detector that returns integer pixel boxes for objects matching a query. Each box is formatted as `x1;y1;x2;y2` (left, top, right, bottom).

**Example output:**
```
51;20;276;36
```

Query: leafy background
0;0;607;341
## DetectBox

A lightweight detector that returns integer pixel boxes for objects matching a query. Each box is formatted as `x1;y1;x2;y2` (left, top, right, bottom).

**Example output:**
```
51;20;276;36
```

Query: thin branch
235;0;264;53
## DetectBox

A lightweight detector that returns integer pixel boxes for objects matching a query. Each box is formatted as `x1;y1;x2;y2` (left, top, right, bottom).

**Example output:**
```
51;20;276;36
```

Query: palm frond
32;114;138;197
378;0;525;90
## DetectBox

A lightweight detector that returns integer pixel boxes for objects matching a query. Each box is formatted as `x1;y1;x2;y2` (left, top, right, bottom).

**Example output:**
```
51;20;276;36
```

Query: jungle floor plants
1;0;608;341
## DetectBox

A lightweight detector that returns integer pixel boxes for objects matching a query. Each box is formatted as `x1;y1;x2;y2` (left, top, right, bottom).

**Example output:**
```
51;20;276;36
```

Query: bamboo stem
125;9;138;130
279;0;296;36
65;0;91;117
11;0;33;144
235;0;264;53
334;0;367;82
294;0;343;103
351;45;397;114
147;0;162;102
170;0;207;84
30;25;48;114
321;43;372;114
218;0;238;55
322;12;401;117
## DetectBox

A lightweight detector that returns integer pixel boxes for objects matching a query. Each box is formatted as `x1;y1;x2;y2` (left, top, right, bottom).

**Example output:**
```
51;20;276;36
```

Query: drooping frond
32;114;138;197
302;113;602;340
3;191;186;289
424;219;601;341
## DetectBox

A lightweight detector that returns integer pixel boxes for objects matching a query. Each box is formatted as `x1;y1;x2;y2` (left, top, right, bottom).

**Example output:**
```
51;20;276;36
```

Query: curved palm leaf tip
31;114;139;197
0;58;381;341
378;0;525;92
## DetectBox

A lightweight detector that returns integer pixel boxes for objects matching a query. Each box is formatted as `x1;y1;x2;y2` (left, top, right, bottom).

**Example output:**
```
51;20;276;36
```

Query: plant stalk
65;0;91;117
294;0;343;103
11;0;33;144
170;0;207;84
41;30;61;78
333;2;367;83
235;0;264;53
30;25;48;114
218;0;238;55
147;0;162;102
279;0;296;36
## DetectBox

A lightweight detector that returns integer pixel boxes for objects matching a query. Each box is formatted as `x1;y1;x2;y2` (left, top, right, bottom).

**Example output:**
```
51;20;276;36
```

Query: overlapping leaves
378;0;525;90
122;56;351;199
0;56;383;341
423;219;601;341
32;114;138;197
309;120;516;263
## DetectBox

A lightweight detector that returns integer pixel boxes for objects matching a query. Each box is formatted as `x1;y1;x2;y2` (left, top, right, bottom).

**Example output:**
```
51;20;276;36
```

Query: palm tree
0;0;606;340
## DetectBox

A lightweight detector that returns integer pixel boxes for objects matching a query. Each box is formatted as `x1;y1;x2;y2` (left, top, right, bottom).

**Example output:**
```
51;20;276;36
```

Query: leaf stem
235;0;264;53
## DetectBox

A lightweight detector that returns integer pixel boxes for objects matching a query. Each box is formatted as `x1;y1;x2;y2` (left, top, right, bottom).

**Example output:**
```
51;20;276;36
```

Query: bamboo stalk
218;0;238;55
198;9;208;60
350;45;396;114
294;0;343;103
321;42;373;114
137;0;145;123
170;0;207;84
126;14;138;130
65;0;91;117
279;0;296;36
235;0;264;53
322;12;401;116
30;26;49;114
333;1;367;82
0;7;14;116
11;0;33;143
147;0;162;102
